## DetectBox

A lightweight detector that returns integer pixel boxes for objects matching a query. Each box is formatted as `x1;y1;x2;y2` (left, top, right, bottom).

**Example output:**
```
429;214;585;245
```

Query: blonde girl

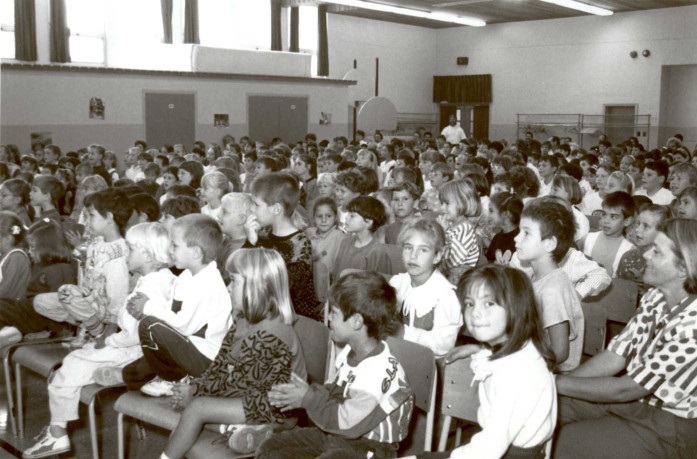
164;248;307;458
356;148;381;183
200;171;232;222
0;211;31;299
676;186;697;220
438;179;481;284
0;178;32;227
605;170;634;195
316;172;337;199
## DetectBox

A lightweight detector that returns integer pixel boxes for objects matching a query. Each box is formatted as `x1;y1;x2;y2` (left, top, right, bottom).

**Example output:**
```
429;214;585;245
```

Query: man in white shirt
440;115;467;145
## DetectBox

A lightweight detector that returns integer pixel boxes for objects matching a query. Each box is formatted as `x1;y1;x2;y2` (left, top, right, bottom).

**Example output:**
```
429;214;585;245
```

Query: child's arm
565;249;611;299
243;213;261;246
444;223;480;269
402;290;462;358
0;252;31;298
546;322;570;364
100;255;130;324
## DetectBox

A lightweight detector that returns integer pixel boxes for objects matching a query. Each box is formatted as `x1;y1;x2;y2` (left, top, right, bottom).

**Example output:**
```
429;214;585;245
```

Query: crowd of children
0;130;695;459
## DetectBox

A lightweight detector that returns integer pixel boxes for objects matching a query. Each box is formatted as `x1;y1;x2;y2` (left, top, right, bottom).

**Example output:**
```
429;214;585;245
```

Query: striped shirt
443;220;480;270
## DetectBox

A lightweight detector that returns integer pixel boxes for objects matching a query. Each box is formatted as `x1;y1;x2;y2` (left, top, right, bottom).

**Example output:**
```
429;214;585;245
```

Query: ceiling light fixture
539;0;613;16
321;0;486;27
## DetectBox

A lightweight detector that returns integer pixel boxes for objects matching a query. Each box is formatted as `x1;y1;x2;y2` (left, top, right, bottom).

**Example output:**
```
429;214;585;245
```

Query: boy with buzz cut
382;181;421;245
582;191;636;277
244;173;320;322
514;199;585;373
261;271;414;459
34;188;133;348
333;196;392;280
122;214;232;397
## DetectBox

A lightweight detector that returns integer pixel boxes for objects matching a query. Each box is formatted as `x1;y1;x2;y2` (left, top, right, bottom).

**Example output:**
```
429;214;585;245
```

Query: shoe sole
139;388;172;397
22;442;70;459
228;425;274;454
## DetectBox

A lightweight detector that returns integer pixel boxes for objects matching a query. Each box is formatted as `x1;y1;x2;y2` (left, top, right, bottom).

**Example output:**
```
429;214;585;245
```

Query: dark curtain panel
271;0;282;51
14;0;37;61
473;105;490;141
289;6;299;52
49;0;70;63
161;0;173;44
184;0;199;44
433;75;492;104
439;105;457;132
317;4;329;76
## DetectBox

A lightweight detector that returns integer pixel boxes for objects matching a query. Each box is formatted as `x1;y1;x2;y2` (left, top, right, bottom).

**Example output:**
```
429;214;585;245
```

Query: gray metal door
145;93;195;149
248;96;308;145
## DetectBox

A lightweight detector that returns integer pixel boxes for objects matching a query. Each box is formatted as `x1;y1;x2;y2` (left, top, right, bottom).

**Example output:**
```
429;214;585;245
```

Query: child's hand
126;292;149;319
244;214;261;245
268;373;308;412
444;344;483;364
170;383;196;411
65;229;83;249
436;214;449;230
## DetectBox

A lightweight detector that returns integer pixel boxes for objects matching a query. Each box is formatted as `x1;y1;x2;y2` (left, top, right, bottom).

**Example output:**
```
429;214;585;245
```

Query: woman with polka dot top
554;218;697;459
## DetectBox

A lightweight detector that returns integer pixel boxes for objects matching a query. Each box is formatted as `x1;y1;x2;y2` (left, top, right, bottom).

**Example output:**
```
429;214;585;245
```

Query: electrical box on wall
457;57;469;66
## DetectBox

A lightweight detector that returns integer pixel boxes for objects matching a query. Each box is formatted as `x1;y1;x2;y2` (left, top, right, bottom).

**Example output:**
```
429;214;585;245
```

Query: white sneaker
23;426;71;458
0;326;22;347
140;377;174;397
226;424;274;454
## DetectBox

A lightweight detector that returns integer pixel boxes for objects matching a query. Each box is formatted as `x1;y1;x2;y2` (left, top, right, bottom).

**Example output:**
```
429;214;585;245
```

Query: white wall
435;5;697;147
659;65;697;147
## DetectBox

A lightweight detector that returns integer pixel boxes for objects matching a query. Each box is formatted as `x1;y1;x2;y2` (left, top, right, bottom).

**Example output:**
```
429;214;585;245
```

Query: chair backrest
385;244;406;275
440;357;479;423
293;315;329;385
581;300;607;356
602;278;640;324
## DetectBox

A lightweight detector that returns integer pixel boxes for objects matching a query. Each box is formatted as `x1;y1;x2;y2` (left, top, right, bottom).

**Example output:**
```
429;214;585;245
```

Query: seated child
419;265;557;459
160;248;307;458
382;182;421;245
676;185;697;220
305;197;347;301
0;211;31;300
485;191;523;264
200;171;231;223
216;192;254;283
261;271;414;459
551;175;589;244
30;175;65;221
617;204;670;296
390;219;462;358
515;199;585;372
244;173;320;322
129;193;160;225
332;196;392;279
34;188;132;347
122;214;232;396
582;191;636;277
159;196;201;231
333;170;364;232
23;222;176;458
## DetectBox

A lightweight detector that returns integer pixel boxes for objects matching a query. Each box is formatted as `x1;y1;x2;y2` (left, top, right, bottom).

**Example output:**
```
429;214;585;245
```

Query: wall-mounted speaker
457;57;469;65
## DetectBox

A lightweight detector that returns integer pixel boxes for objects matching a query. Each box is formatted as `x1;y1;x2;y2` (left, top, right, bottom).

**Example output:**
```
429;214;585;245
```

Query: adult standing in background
441;115;467;145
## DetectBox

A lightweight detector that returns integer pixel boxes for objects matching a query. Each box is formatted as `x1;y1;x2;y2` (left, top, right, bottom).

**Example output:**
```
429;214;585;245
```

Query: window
66;0;106;63
199;0;270;50
298;5;318;76
0;0;15;59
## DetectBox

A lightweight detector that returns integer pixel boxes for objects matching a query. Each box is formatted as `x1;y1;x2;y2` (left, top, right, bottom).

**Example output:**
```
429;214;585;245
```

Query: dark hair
335;170;365;195
85;188;134;236
0;211;26;247
355;166;380;194
27;219;72;264
346;196;388;232
521;199;575;263
256;156;281;172
490;192;523;225
644;160;670;185
178;161;205;189
432;162;454;181
329;271;397;340
167;184;198;199
33;175;66;211
161;196;200;218
539;155;559;168
3;178;31;206
459;265;555;368
251;173;300;217
312;196;338;217
552;175;583;205
131;193;160;222
603;191;636;218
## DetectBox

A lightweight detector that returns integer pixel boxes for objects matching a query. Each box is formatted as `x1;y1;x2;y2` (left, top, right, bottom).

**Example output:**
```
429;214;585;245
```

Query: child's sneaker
93;367;124;387
0;326;22;348
64;328;90;349
22;426;71;458
140;377;174;397
226;424;274;454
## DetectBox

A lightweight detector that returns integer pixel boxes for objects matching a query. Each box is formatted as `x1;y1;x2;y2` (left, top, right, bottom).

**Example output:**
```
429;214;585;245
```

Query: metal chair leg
89;398;99;459
14;362;23;439
117;412;124;459
3;352;17;436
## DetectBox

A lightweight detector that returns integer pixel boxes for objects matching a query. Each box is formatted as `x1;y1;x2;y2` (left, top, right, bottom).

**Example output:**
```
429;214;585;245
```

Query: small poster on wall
89;97;105;119
319;112;332;125
214;114;229;128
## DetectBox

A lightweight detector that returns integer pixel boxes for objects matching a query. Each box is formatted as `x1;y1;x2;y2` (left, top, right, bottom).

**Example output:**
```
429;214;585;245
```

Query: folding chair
387;336;437;454
582;278;640;355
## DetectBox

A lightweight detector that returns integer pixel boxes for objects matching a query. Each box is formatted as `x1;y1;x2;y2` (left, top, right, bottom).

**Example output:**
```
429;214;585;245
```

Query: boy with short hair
122;214;232;396
244;173;320;322
514;199;585;372
333;196;392;279
537;155;559;196
582;191;636;277
382;182;420;245
334;170;365;232
30;175;65;221
34;188;133;346
261;271;414;459
159;196;201;231
634;160;672;205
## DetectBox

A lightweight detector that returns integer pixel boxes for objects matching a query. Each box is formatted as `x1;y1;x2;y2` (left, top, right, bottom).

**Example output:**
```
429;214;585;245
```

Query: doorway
248;96;308;145
439;105;488;141
604;105;636;144
145;93;196;149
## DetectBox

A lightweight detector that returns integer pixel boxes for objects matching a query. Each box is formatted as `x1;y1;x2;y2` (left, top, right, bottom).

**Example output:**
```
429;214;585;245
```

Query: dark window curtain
439;105;457;132
289;6;299;52
161;0;173;44
433;75;492;104
473;106;490;141
14;0;37;61
271;0;282;51
50;0;70;63
184;0;199;44
317;4;329;76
